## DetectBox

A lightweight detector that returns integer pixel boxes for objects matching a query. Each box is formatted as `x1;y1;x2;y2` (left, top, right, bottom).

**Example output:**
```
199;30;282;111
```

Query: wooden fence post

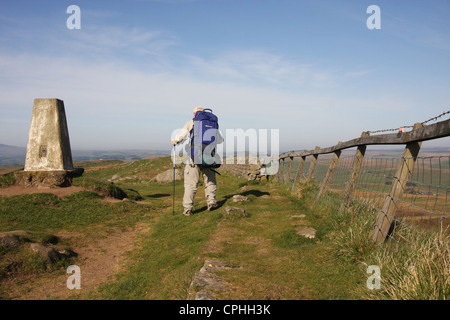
307;147;320;180
285;152;294;184
372;123;424;244
275;158;280;181
292;155;306;190
277;157;285;182
317;146;342;200
339;132;370;212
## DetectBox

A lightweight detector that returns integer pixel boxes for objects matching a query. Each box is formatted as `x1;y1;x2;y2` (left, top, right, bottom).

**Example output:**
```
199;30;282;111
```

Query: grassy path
89;165;365;299
1;158;367;300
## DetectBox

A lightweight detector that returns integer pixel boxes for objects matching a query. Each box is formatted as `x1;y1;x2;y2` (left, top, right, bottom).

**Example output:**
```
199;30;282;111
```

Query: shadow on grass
145;193;171;198
239;190;270;197
191;189;271;214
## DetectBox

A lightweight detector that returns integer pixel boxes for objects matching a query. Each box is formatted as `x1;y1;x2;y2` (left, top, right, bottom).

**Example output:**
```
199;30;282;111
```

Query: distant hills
1;142;448;169
0;144;170;168
0;144;26;167
71;149;170;163
0;144;26;156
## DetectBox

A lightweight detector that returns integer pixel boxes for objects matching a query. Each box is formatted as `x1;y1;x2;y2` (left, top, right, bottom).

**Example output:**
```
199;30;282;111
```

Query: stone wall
218;157;269;181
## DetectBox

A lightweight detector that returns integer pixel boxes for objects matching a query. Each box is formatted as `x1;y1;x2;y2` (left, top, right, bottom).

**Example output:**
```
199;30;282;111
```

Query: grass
73;159;124;168
0;191;156;233
0;156;448;300
80;157;173;182
0;171;16;188
92;207;223;299
327;203;378;263
363;228;450;300
304;185;449;300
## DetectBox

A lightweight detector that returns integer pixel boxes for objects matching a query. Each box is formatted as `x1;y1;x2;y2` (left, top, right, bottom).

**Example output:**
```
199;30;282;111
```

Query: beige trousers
183;164;217;211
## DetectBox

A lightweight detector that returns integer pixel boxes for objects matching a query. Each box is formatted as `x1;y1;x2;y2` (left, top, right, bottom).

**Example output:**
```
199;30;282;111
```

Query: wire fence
313;153;448;242
277;115;450;245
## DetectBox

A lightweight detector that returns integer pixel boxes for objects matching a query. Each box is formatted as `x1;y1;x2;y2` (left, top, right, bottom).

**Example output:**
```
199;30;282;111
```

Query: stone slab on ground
189;259;239;300
295;227;317;239
152;168;183;183
232;195;248;202
0;234;21;249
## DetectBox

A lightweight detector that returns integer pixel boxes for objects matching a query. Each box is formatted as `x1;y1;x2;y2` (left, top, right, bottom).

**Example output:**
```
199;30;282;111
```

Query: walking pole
172;145;176;216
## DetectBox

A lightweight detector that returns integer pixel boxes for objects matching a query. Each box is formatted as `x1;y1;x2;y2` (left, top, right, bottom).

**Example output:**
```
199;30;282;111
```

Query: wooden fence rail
277;118;450;245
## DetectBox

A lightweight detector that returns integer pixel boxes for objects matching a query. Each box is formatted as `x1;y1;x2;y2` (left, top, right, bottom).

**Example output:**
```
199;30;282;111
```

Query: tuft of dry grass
364;227;449;300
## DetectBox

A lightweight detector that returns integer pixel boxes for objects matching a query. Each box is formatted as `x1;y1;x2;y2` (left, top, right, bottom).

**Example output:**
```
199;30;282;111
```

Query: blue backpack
190;108;221;169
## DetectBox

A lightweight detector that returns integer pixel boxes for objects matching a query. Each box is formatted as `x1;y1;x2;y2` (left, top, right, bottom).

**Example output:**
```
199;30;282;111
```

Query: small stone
296;227;317;239
30;243;62;264
191;270;229;293
111;174;121;181
232;195;248;202
189;260;238;300
153;169;183;183
203;259;237;271
195;291;216;300
225;206;246;215
0;234;21;249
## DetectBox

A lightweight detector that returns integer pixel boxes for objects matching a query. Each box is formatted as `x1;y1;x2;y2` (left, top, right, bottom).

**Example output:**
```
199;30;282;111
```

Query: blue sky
0;0;449;152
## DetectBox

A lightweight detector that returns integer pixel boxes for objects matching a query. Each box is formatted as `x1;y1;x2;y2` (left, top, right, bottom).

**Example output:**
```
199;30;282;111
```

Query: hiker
171;106;223;216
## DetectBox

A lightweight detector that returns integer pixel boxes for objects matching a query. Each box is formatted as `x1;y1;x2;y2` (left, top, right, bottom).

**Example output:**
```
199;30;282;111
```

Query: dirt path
0;183;152;300
0;185;86;198
190;186;313;300
3;223;150;300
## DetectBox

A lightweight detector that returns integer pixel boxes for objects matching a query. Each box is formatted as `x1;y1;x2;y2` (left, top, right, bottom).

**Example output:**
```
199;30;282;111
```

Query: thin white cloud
0;50;406;150
56;24;180;60
182;50;342;91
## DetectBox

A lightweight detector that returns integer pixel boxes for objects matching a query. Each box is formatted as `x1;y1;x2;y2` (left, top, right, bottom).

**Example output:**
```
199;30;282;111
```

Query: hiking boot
207;203;218;211
183;209;192;216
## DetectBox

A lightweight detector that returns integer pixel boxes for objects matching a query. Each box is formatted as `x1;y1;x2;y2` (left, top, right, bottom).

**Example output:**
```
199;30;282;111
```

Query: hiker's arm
172;120;194;145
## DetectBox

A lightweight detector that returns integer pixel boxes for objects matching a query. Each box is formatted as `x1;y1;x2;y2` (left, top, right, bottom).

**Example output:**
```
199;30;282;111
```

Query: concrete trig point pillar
15;99;83;187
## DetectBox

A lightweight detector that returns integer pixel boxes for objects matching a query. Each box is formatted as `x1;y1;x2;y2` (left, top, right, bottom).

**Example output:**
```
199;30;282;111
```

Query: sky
0;0;449;153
